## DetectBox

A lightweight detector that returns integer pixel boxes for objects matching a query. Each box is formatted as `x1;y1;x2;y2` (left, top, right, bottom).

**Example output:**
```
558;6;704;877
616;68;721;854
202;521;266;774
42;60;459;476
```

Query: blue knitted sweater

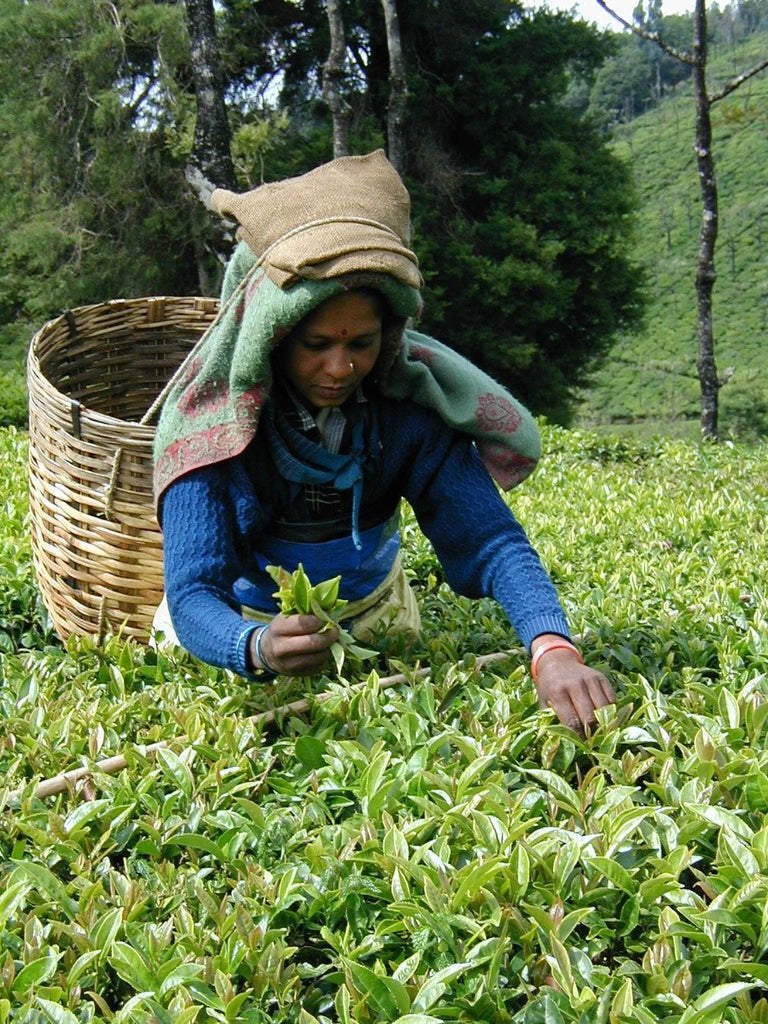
160;395;570;675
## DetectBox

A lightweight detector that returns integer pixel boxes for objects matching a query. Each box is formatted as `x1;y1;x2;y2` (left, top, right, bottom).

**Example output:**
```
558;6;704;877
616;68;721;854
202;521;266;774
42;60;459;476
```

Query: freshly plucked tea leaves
3;425;768;1020
268;563;344;619
267;561;377;672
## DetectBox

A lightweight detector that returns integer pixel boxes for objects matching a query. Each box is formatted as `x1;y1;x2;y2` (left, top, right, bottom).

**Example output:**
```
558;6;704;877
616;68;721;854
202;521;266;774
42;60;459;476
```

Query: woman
153;151;614;735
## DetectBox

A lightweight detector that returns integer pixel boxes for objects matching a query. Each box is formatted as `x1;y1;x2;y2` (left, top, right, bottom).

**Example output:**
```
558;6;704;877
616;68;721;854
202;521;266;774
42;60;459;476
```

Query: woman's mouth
313;384;351;401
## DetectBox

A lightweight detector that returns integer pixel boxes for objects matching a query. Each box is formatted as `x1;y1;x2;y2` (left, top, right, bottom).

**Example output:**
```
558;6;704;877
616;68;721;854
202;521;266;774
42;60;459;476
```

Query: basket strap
64;309;78;337
103;449;123;520
70;398;82;439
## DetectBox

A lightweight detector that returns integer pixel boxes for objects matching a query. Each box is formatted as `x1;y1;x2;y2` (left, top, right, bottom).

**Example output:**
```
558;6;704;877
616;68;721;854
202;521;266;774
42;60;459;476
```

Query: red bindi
340;328;348;336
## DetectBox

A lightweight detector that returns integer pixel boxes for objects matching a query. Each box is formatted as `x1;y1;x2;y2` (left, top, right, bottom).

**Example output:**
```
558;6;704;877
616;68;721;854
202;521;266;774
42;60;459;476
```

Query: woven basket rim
28;294;219;430
31;292;213;328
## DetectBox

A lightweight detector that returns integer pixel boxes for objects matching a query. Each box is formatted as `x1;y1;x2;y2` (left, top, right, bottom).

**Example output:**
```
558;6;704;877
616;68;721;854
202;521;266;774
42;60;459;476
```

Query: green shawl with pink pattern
153;242;541;505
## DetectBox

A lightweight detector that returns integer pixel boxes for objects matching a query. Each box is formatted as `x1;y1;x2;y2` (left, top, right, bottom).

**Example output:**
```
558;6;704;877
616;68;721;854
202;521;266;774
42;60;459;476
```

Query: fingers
268;613;331;640
566;673;614;736
535;659;616;736
257;614;340;677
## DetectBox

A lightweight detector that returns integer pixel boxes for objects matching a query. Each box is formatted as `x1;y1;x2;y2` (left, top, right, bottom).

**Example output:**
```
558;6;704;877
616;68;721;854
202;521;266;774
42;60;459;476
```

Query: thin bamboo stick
5;649;520;804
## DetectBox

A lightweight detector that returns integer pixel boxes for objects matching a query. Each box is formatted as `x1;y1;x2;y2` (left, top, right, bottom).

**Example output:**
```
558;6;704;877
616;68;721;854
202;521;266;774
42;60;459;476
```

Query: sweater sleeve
159;465;261;675
398;409;570;651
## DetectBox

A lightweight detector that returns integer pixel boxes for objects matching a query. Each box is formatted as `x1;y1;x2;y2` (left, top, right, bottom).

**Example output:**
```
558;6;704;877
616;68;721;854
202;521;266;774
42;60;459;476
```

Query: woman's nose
326;345;354;378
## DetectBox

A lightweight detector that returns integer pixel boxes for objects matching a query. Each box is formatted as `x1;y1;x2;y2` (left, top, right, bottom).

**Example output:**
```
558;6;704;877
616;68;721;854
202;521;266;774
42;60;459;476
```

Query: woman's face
278;290;383;409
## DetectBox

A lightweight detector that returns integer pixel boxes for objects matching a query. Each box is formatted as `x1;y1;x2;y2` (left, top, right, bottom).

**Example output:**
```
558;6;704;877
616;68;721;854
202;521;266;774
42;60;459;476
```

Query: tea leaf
412;963;472;1012
0;879;30;929
677;982;754;1023
89;905;124;956
66;950;101;986
523;768;582;817
587;856;636;894
611;977;634;1020
62;797;111;835
158;962;205;995
392;1016;442;1024
35;998;80;1024
163;832;226;860
156;747;194;799
109;941;158;994
295;735;327;769
12;948;58;995
344;960;411;1017
11;862;77;920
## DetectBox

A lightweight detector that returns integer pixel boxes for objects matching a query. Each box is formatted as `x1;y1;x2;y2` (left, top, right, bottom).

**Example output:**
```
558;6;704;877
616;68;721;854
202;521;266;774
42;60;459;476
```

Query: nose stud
349;361;355;371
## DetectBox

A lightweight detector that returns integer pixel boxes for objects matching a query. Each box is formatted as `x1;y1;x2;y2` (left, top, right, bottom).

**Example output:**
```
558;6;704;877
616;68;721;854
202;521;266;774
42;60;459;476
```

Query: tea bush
0;371;27;430
1;424;768;1022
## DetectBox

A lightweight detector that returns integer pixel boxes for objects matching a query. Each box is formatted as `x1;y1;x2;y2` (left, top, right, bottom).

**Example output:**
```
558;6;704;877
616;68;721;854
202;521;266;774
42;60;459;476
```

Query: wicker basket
27;295;220;642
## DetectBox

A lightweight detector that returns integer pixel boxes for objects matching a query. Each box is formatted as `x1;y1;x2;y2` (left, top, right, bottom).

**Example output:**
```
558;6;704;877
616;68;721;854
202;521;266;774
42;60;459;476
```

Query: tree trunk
184;0;236;193
323;0;349;158
183;0;237;285
692;0;719;439
381;0;407;174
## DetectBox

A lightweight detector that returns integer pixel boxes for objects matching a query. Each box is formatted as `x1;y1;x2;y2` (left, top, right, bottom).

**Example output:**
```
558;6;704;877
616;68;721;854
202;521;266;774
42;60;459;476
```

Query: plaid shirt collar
279;380;367;454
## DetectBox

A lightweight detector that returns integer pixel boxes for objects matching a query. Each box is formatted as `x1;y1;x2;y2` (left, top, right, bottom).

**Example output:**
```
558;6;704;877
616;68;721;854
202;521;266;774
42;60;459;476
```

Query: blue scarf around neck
262;394;374;550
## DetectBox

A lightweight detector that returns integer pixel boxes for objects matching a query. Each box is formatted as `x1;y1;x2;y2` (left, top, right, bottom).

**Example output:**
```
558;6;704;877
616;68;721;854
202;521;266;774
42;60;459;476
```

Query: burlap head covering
211;150;422;290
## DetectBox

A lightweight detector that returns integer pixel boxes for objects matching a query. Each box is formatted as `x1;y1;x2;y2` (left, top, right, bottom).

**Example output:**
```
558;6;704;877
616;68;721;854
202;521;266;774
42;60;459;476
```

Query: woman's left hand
533;645;615;736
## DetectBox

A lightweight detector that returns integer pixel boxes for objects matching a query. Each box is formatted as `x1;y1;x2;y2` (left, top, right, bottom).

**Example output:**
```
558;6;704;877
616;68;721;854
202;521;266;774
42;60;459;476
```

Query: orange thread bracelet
530;639;583;682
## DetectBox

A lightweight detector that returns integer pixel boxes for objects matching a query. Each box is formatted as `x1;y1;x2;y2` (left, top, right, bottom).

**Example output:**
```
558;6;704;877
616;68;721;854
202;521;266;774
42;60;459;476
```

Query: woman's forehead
299;291;384;334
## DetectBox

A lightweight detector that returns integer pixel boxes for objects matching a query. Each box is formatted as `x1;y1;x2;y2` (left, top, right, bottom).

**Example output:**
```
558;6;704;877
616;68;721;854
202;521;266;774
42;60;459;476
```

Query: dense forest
1;0;767;431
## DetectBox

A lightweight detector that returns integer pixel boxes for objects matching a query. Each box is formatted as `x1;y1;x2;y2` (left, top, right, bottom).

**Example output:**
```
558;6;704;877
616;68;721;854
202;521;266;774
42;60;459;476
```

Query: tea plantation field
1;423;768;1023
574;33;768;442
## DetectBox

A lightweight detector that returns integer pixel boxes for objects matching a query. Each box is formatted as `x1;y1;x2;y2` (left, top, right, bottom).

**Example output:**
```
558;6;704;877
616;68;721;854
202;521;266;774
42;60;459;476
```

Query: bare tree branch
710;57;768;103
595;0;695;63
183;164;217;211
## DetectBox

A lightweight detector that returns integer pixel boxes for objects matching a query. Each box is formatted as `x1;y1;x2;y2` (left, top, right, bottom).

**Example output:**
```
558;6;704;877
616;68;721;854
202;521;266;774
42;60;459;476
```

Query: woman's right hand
250;614;340;677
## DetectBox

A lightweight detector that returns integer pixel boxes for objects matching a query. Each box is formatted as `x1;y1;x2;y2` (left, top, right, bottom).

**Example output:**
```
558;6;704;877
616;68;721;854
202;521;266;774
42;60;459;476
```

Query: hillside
574;30;768;441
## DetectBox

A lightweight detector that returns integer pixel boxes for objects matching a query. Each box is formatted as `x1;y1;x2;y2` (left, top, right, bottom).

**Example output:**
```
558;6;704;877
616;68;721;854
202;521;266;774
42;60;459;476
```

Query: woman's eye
352;334;380;350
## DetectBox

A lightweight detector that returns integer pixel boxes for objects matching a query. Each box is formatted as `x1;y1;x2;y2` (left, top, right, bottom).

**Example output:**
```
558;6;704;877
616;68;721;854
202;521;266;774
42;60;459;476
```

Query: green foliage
588;16;693;126
397;6;646;424
589;40;664;124
0;369;26;429
269;563;346;619
226;0;646;422
3;422;768;1020
0;429;54;650
0;0;210;370
2;0;647;428
2;0;766;440
576;29;768;440
588;1;768;127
